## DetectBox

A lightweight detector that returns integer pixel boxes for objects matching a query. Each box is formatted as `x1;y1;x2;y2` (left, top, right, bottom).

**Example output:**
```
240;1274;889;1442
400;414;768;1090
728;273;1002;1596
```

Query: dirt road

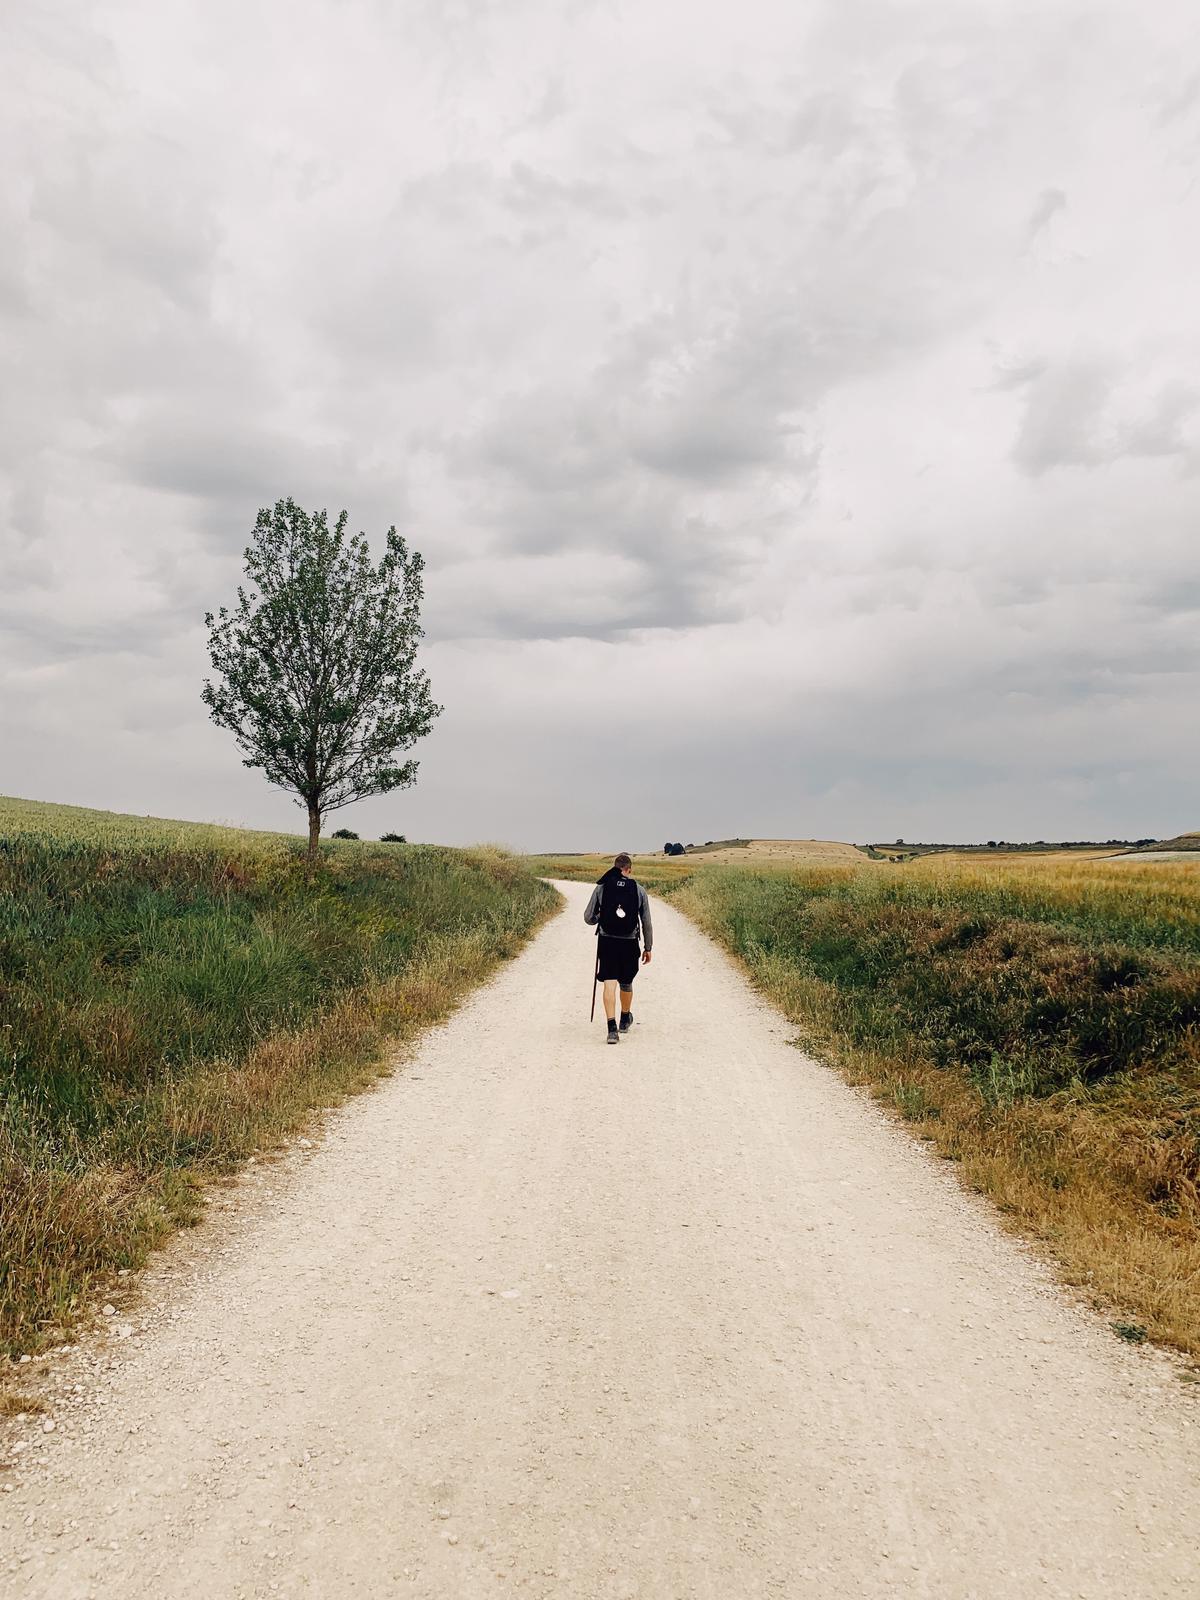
2;881;1197;1598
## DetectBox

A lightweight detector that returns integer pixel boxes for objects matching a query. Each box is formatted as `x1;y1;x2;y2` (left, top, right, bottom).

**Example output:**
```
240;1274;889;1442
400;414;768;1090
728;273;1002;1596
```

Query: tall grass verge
1;825;558;1357
672;863;1200;1358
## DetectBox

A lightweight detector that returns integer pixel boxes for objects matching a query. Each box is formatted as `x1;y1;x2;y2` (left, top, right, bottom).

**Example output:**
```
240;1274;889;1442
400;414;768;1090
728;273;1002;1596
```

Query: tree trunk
307;803;321;868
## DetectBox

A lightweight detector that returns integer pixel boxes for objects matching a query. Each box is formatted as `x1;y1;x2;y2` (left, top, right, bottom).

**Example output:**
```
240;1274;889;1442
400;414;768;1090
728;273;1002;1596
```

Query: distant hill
638;836;1193;868
654;839;867;866
866;838;1158;862
0;792;295;849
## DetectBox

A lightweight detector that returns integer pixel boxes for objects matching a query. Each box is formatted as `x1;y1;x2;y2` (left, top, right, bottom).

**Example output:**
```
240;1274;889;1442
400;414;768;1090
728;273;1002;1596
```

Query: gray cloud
1027;187;1067;238
2;0;1199;847
1013;363;1200;474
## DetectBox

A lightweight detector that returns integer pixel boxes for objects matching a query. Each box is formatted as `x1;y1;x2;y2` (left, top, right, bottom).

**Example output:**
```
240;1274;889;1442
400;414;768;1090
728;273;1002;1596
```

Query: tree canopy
203;498;441;860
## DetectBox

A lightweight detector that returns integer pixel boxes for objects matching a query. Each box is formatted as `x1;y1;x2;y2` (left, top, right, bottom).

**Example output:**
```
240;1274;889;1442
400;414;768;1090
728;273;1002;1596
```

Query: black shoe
606;1022;620;1044
619;1011;634;1032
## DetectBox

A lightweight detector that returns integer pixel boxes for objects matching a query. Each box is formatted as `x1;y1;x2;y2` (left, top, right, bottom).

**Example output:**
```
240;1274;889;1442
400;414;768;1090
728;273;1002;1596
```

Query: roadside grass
531;847;1200;1356
2;812;558;1360
672;862;1200;1359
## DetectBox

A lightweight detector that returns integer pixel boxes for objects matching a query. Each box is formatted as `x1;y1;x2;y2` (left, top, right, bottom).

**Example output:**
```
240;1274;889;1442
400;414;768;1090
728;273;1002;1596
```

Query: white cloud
2;0;1198;847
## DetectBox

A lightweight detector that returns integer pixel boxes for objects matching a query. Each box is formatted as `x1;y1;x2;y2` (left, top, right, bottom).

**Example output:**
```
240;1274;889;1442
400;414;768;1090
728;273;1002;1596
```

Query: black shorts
597;934;640;986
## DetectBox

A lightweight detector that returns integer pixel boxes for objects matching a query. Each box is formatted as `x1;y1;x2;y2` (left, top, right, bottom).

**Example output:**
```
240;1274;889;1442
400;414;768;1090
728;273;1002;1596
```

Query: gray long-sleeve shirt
583;879;653;951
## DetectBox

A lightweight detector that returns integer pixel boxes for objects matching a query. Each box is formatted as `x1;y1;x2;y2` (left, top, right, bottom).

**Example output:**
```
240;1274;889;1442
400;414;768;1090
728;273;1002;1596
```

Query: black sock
607;1017;618;1031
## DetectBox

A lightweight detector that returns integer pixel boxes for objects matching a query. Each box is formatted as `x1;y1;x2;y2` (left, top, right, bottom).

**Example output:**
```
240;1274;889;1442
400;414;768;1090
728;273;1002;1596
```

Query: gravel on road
2;879;1197;1598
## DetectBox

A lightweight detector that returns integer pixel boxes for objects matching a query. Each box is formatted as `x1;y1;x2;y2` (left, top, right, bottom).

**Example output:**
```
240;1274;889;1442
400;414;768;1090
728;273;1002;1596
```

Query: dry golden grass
2;804;559;1364
748;952;1200;1354
911;848;1197;869
878;1078;1200;1351
686;838;866;866
529;840;866;881
528;852;697;890
527;842;1200;1359
927;848;1125;865
545;837;1196;874
672;858;1200;1361
904;853;1200;947
0;1389;46;1419
1;918;557;1373
497;844;1200;1355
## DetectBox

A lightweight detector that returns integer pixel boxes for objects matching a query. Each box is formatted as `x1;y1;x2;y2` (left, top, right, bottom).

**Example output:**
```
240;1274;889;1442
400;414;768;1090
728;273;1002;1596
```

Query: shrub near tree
203;498;442;865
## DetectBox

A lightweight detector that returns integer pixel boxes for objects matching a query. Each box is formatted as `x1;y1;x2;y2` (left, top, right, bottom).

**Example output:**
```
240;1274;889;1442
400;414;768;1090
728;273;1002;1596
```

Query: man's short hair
614;852;632;870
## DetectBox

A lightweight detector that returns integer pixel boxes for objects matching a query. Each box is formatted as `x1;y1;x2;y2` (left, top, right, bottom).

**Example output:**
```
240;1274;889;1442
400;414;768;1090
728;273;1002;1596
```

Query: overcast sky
4;1;1198;850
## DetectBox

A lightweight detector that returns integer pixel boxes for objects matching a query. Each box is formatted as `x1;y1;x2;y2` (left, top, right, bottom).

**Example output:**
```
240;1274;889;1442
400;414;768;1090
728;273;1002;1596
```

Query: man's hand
642;948;652;964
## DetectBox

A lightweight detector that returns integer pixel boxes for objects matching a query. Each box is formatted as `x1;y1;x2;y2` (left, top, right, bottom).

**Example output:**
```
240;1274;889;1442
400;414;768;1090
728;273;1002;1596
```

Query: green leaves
202;498;442;856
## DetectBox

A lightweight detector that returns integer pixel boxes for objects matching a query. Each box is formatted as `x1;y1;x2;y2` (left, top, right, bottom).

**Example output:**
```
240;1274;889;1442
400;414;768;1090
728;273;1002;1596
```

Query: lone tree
203;498;441;865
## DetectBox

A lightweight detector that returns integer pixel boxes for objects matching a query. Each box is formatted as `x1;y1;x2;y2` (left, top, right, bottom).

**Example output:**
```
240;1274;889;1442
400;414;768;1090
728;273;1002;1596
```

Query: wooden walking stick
590;945;601;1021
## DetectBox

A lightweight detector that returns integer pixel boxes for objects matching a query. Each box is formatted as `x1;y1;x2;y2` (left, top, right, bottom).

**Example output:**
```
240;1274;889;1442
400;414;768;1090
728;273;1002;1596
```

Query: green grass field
7;809;1197;1364
533;847;1200;1358
1;797;558;1359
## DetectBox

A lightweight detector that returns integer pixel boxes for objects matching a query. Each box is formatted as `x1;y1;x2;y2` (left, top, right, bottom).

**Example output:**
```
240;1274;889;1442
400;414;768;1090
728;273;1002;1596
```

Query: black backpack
598;875;640;936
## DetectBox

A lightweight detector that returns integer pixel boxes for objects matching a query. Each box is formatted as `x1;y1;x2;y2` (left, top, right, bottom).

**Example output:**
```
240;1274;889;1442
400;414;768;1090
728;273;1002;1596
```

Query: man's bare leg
603;979;618;1021
618;986;634;1032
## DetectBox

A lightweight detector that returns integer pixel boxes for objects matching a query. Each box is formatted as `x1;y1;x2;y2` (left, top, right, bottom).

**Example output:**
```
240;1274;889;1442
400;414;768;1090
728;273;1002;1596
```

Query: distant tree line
868;838;1159;857
970;838;1158;850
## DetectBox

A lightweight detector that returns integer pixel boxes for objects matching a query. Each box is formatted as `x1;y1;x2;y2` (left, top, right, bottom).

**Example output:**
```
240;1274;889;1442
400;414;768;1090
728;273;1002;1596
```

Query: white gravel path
1;880;1197;1599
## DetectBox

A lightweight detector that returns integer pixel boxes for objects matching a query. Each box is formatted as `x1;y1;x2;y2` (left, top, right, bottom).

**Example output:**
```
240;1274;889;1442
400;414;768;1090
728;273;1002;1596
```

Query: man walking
583;852;653;1044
